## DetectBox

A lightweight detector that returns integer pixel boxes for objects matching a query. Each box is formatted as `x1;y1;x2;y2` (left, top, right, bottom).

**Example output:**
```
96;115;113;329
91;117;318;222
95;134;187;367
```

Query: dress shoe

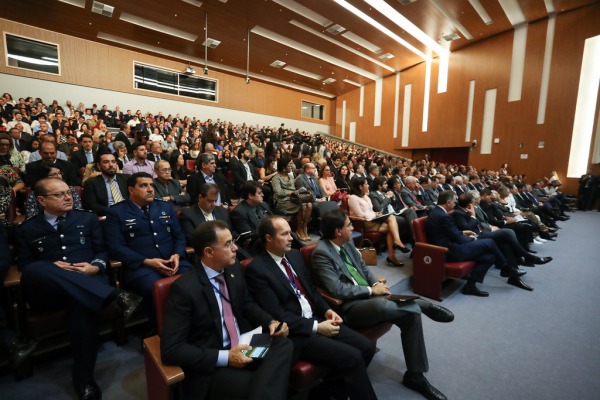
540;232;557;240
402;372;448;400
461;284;489;297
6;339;37;369
386;257;404;267
500;267;526;278
78;383;102;400
546;227;558;233
526;247;537;254
421;303;454;323
507;276;534;291
115;291;143;322
525;256;552;266
556;216;569;221
394;244;411;253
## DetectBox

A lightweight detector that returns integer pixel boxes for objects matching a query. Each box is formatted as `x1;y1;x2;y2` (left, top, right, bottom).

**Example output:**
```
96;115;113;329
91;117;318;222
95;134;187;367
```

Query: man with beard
83;151;129;216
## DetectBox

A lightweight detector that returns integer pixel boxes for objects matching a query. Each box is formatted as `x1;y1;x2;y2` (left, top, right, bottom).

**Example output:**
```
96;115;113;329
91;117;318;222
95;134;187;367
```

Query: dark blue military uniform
103;199;191;310
15;209;116;390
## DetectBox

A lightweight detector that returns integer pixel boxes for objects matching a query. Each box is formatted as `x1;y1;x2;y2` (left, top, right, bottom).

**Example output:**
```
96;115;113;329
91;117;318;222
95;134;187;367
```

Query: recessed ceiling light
283;65;323;80
91;1;114;17
322;78;336;84
203;38;221;48
341;31;382;54
58;0;86;8
182;0;203;7
270;60;286;68
343;79;361;87
379;52;394;60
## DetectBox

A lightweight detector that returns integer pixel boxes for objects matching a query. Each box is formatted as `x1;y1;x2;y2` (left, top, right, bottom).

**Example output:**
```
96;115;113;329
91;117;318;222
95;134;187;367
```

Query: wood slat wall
0;18;333;126
332;4;600;194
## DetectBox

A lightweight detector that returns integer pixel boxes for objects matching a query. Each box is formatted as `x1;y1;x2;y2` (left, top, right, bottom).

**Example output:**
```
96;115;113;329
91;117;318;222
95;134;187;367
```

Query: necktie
14;139;20;151
339;247;368;286
86;151;93;163
309;177;320;197
281;258;314;308
56;215;66;232
141;205;149;217
214;274;239;348
108;178;124;204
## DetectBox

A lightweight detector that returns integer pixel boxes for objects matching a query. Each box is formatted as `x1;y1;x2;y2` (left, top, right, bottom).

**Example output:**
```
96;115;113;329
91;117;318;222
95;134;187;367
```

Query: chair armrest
4;265;21;288
317;288;343;307
143;335;185;385
185;246;195;255
414;242;449;254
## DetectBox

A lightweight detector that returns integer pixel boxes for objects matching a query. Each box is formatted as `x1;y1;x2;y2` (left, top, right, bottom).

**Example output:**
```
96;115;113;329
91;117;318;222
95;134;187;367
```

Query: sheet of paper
239;326;262;345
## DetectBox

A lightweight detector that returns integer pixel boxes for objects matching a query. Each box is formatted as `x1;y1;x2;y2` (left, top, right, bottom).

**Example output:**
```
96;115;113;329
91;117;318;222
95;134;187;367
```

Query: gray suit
153;178;190;207
311;239;429;373
294;173;323;199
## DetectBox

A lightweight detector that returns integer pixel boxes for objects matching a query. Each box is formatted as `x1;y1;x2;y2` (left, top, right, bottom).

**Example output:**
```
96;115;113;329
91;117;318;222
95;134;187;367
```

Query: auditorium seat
411;216;476;300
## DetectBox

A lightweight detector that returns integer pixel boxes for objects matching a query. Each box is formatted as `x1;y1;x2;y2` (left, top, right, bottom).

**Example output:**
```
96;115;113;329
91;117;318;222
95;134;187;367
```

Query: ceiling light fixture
270;60;286;68
283;65;323;80
204;12;209;74
468;0;493;25
120;12;198;41
332;0;429;59
251;25;380;80
341;31;383;54
91;1;114;17
430;0;473;40
57;0;86;8
290;20;395;72
272;0;332;27
322;78;336;84
246;29;251;84
343;79;362;87
181;0;202;7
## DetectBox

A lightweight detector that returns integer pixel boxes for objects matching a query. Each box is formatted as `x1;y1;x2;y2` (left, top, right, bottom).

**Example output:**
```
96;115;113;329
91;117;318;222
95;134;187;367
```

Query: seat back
340;196;350;214
412;216;428;243
300;243;317;270
153;275;182;336
185;159;196;172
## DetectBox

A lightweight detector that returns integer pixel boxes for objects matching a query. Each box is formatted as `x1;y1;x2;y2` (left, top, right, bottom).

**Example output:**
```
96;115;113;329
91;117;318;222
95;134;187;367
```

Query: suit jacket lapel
261;253;298;298
326;241;355;282
195;266;227;346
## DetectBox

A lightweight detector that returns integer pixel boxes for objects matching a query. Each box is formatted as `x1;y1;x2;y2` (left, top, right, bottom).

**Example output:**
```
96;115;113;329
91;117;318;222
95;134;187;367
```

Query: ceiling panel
2;0;599;98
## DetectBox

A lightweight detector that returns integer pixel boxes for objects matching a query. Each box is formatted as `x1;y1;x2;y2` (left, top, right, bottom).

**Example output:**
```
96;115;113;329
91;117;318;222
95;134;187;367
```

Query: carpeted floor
1;211;599;399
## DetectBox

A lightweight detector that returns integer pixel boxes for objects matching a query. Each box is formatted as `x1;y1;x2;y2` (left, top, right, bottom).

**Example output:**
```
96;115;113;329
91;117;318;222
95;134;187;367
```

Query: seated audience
122;142;156;178
246;215;379;400
230;181;273;252
311;209;452;400
25;141;79;187
187;152;231;206
103;172;191;325
153;160;190;209
271;156;311;241
348;177;408;267
369;176;416;245
160;220;293;400
83;152;129;216
16;177;141;399
25;163;83;218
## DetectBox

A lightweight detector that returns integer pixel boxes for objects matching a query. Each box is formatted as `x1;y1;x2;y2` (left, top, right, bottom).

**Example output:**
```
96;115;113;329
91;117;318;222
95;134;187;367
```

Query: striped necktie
108;178;124;204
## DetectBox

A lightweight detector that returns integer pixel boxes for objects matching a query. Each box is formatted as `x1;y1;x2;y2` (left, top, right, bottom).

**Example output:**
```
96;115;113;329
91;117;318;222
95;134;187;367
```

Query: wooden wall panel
0;18;333;126
333;4;600;194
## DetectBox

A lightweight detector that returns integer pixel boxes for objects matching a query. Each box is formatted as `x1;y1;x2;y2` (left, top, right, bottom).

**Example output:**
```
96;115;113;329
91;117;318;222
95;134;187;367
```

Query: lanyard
210;282;231;304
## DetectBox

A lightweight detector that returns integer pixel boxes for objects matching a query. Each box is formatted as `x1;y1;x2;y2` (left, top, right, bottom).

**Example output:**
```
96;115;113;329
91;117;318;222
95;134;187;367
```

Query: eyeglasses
41;191;72;199
211;241;237;250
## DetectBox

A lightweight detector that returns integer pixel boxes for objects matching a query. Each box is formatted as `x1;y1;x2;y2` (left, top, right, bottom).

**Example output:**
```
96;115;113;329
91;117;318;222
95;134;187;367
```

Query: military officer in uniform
103;172;191;325
16;177;141;400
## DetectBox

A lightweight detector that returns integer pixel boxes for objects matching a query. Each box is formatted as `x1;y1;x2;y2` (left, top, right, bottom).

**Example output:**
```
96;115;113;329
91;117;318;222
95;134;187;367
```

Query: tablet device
386;294;420;302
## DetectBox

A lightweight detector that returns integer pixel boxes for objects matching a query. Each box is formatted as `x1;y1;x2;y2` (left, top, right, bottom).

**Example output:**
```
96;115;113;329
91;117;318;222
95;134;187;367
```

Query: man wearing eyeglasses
161;220;293;400
153;160;190;209
103;172;191;327
15;177;142;400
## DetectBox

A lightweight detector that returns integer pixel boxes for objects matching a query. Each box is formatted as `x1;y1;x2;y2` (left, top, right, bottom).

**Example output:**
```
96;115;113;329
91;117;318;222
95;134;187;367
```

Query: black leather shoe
7;340;37;369
116;291;143;322
540;232;557;240
461;284;489;297
79;383;102;400
529;256;552;265
500;267;526;278
394;244;411;253
507;277;534;291
546;227;558;233
386;257;404;267
526;248;537;254
402;373;448;400
556;216;569;221
421;303;454;323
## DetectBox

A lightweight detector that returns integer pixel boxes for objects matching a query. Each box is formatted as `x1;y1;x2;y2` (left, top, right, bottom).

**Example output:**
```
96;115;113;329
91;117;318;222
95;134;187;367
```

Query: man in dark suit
70;134;97;172
8;127;30;152
187;152;231;206
426;190;519;297
230;147;260;192
179;183;236;245
103;172;191;324
147;141;169;162
16;177;141;400
452;193;548;290
312;209;451;400
153;160;190;209
246;216;378;400
160;220;293;400
230;181;273;249
400;176;427;214
114;123;133;153
83;152;129;216
294;162;325;201
25;142;79;187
